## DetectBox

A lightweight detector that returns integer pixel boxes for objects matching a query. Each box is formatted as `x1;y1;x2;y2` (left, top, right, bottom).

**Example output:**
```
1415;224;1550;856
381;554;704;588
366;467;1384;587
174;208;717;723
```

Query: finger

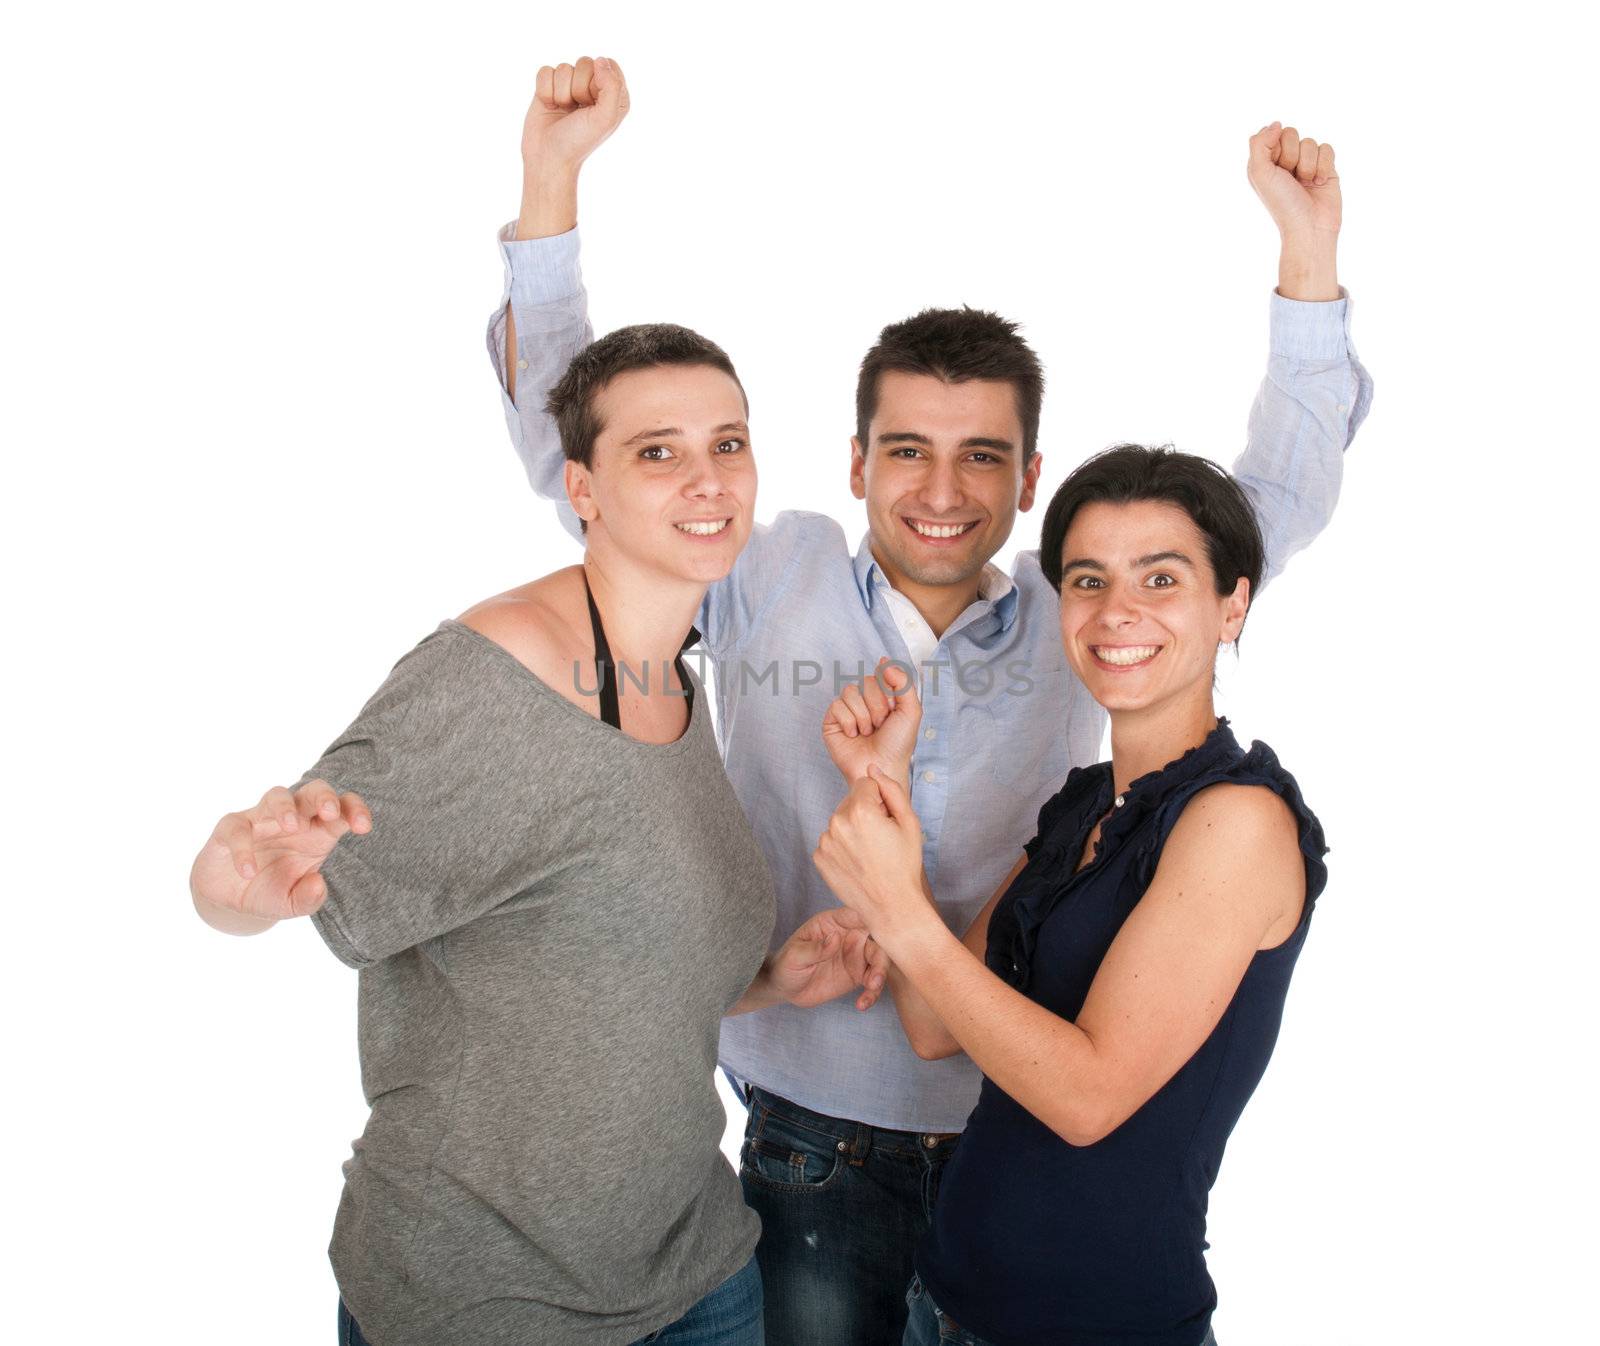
826;698;859;739
340;792;372;835
552;62;575;107
1315;140;1336;186
535;65;555;110
1294;137;1320;184
860;671;890;726
840;684;874;737
287;867;329;918
877;656;909;695
892;665;923;721
571;55;596;105
213;813;259;879
296;778;341;824
1276;126;1301;175
867;764;915;821
258;785;299;833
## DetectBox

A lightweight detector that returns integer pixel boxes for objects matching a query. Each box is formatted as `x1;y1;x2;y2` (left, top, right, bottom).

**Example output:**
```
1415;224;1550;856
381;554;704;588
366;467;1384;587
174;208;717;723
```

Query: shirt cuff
1269;286;1353;363
498;221;584;308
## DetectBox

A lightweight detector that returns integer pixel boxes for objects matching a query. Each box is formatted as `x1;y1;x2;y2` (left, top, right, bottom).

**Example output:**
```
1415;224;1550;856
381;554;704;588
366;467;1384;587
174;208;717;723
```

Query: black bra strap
584;573;699;732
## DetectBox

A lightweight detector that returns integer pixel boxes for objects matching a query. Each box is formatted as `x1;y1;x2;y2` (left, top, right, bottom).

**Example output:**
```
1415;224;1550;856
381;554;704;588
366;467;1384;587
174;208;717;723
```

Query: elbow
1048;1097;1123;1149
908;1029;961;1062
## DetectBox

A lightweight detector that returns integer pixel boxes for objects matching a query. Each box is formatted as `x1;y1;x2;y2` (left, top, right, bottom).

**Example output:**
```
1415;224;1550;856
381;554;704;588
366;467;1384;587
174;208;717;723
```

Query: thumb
879;657;923;720
1248;121;1283;175
867;764;915;822
593;56;629;122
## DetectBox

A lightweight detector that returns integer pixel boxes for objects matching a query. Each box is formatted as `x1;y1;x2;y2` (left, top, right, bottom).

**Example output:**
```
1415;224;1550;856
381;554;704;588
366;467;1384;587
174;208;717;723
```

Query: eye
889;447;923;459
716;438;746;454
640;445;674;461
1071;575;1105;590
1145;573;1177;588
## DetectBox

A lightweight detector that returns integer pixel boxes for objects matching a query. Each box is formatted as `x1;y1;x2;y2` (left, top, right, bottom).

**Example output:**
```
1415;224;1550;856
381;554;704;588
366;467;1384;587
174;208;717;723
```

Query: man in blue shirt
490;55;1370;1346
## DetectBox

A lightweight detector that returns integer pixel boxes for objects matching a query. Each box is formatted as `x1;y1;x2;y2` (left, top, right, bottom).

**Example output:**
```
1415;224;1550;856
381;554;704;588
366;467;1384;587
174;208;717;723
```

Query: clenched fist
523;56;630;173
822;658;923;785
1249;121;1341;241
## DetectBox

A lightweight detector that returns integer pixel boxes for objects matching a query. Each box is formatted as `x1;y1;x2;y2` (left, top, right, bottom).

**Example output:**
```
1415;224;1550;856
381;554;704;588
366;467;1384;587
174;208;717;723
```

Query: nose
682;449;729;502
919;457;965;515
1098;581;1142;630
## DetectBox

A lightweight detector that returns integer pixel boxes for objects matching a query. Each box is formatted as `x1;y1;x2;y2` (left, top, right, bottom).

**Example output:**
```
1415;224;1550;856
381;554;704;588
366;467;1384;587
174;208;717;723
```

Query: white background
5;1;1595;1342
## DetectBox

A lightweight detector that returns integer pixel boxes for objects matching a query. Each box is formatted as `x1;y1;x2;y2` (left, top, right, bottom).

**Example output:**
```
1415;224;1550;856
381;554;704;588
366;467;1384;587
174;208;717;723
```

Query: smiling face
1057;499;1250;716
851;371;1041;601
567;363;756;585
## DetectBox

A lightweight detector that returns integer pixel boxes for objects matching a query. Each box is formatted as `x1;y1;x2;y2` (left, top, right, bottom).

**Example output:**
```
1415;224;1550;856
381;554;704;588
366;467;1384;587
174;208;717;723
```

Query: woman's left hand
813;766;930;945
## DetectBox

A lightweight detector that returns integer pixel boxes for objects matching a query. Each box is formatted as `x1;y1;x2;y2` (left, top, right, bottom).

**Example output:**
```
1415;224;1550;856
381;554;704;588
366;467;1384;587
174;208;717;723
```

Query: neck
581;545;704;673
1107;690;1221;797
868;543;983;638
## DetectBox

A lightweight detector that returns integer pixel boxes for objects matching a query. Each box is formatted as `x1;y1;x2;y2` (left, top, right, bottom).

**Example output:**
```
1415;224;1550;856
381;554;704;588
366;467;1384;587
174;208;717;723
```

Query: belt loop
848;1120;873;1165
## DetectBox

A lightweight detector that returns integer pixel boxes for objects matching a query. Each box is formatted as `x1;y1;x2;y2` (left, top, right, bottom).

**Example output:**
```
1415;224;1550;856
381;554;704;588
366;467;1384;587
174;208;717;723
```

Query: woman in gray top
190;322;887;1346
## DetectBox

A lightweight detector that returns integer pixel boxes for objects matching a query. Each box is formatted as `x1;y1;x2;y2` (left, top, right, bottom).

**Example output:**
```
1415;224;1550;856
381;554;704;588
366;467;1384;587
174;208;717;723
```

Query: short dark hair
545;323;746;470
1039;443;1265;628
855;308;1045;463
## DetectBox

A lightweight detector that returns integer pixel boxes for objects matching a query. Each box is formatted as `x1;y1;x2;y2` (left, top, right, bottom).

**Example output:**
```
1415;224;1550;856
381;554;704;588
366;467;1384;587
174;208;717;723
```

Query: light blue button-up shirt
487;228;1372;1131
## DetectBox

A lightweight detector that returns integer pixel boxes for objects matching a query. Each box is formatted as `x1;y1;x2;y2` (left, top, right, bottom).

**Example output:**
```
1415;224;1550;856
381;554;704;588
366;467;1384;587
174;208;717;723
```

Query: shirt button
922;770;936;784
924;727;937;740
517;359;528;370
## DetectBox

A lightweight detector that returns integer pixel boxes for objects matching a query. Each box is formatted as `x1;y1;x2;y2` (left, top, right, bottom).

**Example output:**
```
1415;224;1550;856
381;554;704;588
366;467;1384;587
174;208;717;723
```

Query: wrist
874;895;951;965
515;163;581;241
1277;231;1340;302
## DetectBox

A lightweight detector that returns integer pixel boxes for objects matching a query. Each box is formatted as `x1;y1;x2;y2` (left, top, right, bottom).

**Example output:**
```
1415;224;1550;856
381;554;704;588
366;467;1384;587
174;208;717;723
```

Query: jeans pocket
739;1102;846;1192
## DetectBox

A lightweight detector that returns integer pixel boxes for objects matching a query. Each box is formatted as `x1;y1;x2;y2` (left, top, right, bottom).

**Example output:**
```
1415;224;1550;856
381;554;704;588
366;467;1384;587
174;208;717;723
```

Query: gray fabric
305;620;774;1346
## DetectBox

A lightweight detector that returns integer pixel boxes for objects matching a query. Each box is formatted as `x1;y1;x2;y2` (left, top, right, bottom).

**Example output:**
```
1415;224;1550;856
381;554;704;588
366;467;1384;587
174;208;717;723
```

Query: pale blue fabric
486;226;1372;1131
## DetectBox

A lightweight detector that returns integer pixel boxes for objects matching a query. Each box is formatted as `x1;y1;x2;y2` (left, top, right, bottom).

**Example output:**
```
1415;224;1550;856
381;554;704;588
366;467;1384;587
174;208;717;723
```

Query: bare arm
887;853;1028;1060
1235;122;1373;588
815;776;1305;1146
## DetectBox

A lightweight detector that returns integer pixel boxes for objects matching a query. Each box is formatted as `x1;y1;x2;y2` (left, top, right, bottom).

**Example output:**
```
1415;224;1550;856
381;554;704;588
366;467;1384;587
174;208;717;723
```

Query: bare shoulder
457;569;590;696
1160;783;1305;940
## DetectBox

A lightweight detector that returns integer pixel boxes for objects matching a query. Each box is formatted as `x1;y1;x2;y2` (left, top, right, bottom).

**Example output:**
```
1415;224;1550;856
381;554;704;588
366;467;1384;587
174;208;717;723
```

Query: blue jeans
901;1276;1219;1346
336;1257;763;1346
738;1085;959;1346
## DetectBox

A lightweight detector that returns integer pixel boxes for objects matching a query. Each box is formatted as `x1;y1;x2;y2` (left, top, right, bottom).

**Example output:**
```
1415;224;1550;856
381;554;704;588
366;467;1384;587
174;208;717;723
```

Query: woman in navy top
814;444;1329;1346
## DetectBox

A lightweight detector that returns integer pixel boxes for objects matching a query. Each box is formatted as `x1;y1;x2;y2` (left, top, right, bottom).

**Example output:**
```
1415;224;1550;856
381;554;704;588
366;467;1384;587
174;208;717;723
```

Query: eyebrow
1061;551;1196;573
621;421;749;446
876;431;1016;453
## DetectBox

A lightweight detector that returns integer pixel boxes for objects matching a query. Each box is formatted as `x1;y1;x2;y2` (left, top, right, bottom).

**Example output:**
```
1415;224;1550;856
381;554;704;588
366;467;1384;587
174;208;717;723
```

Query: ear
849;436;868;501
1219;576;1251;643
1018;450;1044;512
565;459;599;525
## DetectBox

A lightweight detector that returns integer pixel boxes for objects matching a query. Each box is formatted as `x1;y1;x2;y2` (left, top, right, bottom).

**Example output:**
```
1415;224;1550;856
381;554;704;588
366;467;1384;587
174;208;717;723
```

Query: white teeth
675;519;729;536
1094;645;1160;666
909;520;975;539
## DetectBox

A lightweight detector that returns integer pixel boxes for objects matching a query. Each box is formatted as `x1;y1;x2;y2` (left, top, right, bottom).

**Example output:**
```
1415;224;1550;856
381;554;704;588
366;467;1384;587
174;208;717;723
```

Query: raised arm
488;57;629;541
1235;122;1374;588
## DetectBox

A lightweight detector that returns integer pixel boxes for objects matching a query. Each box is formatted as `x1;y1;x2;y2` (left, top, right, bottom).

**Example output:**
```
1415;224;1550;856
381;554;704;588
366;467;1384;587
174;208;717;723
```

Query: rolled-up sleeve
1234;289;1374;588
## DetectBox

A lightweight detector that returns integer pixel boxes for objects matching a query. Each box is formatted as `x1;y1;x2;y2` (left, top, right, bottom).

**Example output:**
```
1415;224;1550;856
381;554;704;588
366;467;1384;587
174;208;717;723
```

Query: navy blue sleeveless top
917;719;1328;1346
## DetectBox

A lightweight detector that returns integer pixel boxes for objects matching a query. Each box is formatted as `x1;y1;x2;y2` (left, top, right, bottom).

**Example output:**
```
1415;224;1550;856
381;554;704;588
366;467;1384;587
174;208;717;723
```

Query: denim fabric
337;1301;372;1346
634;1257;764;1346
739;1088;958;1346
902;1279;1219;1346
339;1259;762;1346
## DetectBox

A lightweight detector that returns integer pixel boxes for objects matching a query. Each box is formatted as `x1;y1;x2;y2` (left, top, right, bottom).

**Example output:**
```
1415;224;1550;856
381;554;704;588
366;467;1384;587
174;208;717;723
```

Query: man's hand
822;658;922;785
1248;122;1341;301
190;781;370;931
767;907;890;1011
516;56;629;240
